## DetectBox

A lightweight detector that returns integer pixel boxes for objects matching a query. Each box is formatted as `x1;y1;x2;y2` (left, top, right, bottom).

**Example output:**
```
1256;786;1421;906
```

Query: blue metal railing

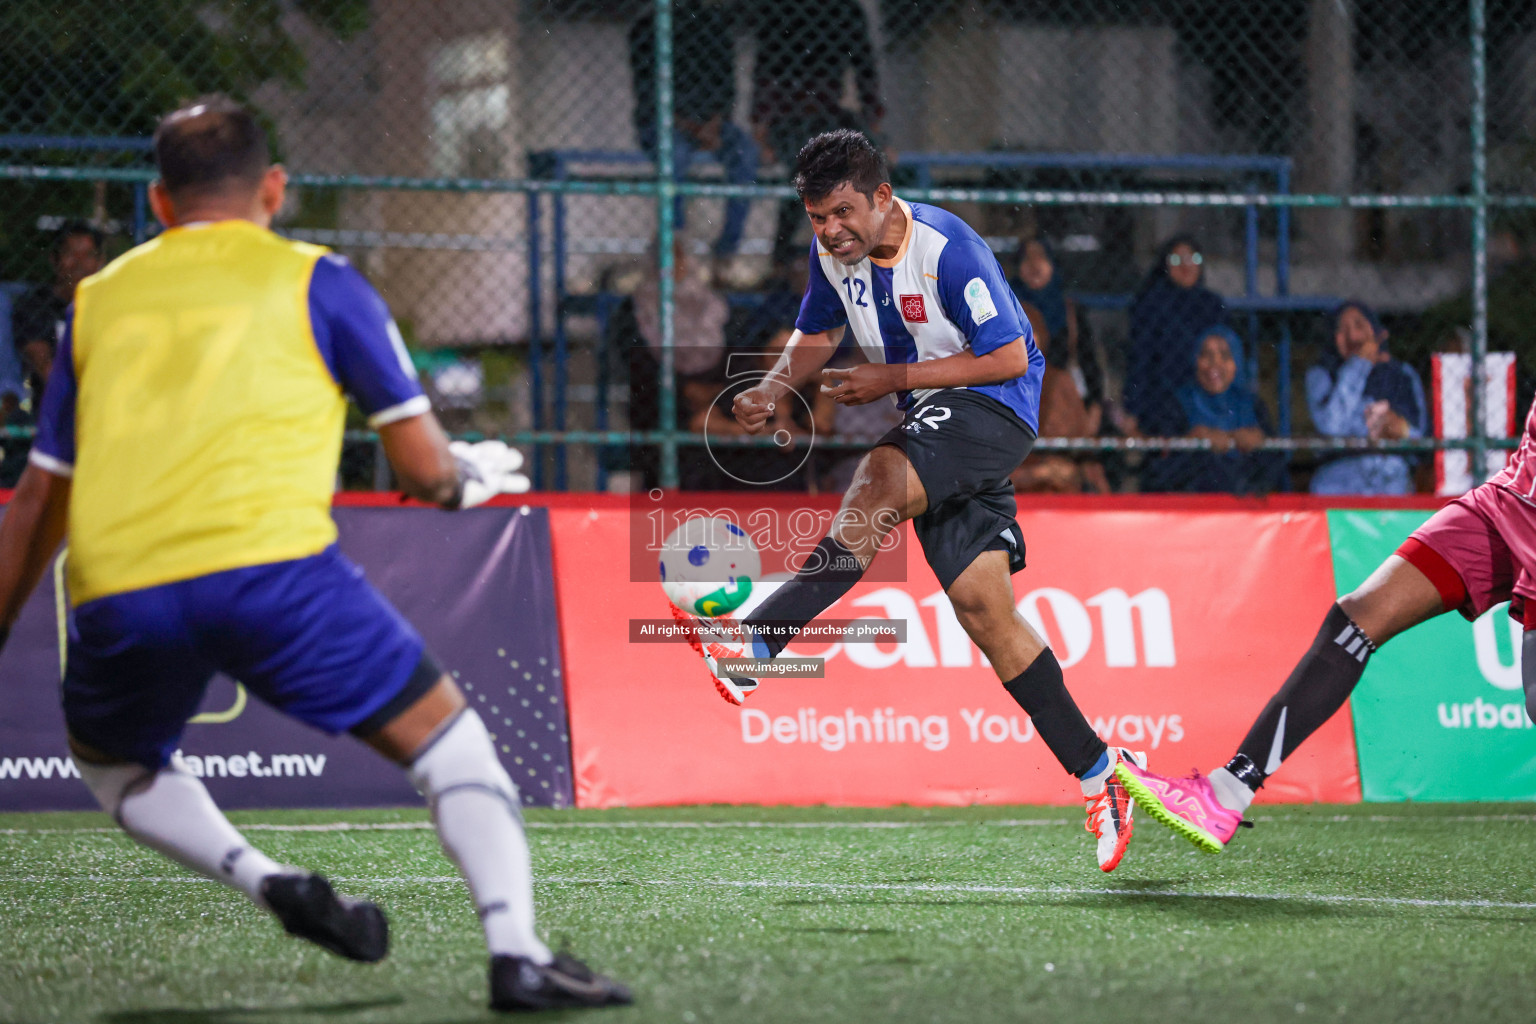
532;148;1318;469
0;138;1371;486
0;135;156;244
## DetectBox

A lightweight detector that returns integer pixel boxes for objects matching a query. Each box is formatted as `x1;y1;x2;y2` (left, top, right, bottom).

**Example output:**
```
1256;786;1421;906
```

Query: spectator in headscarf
1010;235;1105;435
1308;300;1426;495
1121;234;1225;439
1143;325;1282;493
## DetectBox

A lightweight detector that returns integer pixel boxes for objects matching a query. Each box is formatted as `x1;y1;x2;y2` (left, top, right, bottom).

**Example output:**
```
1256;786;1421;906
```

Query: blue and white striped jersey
795;198;1044;431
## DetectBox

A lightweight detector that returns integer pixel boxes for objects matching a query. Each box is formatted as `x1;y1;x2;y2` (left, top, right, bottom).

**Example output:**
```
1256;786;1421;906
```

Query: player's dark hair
50;219;104;258
792;129;888;204
153;95;270;201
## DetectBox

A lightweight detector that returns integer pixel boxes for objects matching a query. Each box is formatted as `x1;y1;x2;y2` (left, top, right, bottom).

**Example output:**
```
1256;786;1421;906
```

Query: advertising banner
555;505;1359;807
0;505;573;811
1330;509;1536;801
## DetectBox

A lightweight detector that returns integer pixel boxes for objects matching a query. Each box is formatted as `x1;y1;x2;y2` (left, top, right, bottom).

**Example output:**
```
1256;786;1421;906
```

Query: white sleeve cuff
27;449;74;478
366;394;432;428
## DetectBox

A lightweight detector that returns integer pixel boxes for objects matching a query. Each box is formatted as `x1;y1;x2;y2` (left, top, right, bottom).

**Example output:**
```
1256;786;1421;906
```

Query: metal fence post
525;188;544;490
1276;160;1293;437
1470;0;1489;484
655;0;679;490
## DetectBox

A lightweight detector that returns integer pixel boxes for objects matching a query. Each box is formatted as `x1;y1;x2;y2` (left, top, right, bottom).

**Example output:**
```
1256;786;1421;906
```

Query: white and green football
659;516;759;617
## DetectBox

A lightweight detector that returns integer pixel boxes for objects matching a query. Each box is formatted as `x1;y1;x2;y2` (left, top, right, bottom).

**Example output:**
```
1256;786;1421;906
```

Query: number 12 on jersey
842;277;868;307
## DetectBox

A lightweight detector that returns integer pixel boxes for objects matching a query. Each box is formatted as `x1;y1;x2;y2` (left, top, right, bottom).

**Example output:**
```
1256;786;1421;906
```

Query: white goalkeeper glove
447;440;531;509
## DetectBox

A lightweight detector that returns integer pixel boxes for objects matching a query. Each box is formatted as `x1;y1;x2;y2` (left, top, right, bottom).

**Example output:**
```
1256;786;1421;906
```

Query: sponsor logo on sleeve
964;277;998;325
899;294;927;323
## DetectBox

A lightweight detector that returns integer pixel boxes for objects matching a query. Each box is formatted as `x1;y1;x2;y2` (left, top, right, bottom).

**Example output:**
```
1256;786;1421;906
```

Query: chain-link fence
1;0;1532;495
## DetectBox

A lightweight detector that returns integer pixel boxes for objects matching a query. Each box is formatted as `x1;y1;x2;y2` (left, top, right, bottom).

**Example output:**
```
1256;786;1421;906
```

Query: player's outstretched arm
733;327;842;432
379;413;461;506
0;464;70;650
822;337;1029;405
378;413;530;508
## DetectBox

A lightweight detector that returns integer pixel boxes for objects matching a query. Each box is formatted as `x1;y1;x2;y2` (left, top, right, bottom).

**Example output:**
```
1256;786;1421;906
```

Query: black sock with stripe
1230;603;1375;791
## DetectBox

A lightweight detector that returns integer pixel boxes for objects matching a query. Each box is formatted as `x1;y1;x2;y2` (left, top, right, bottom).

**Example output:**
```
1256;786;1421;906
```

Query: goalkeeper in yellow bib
0;97;628;1012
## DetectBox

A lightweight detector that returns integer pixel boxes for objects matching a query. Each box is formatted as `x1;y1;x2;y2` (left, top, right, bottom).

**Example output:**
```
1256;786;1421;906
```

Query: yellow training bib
67;221;345;604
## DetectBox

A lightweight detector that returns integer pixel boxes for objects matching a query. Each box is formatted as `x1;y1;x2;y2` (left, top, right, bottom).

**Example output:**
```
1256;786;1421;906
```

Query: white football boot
1083;748;1147;873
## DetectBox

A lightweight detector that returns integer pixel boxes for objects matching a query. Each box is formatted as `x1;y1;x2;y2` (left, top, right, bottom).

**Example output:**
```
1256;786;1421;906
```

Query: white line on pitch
3;813;1534;838
0;819;1072;835
1;872;1531;911
404;876;1536;910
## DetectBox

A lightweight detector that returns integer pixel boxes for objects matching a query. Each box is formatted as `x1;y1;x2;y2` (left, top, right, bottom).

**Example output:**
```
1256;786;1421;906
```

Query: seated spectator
698;324;836;491
12;220;104;409
633;238;728;382
1010;304;1110;494
1120;234;1225;439
620;240;732;489
1010;234;1105;433
1308;300;1426;496
1142;325;1283;494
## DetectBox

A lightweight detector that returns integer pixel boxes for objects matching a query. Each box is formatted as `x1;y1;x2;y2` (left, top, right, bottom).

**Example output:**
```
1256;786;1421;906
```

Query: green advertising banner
1328;510;1536;801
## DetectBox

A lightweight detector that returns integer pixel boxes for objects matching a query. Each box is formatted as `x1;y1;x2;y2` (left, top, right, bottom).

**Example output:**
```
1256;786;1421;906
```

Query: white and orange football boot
1084;748;1147;872
669;604;759;705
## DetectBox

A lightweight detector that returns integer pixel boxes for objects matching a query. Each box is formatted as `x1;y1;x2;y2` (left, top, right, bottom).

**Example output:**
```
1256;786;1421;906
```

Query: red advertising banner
552;504;1361;807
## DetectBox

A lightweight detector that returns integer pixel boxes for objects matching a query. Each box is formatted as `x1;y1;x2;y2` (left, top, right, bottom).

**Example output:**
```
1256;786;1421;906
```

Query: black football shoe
260;872;389;963
489;953;634;1012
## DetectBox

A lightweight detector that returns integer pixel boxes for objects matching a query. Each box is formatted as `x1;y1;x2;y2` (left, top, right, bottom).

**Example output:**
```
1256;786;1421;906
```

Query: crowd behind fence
1;0;1533;495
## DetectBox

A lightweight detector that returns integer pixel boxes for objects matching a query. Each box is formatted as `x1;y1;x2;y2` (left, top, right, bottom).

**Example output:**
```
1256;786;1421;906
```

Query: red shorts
1403;483;1536;623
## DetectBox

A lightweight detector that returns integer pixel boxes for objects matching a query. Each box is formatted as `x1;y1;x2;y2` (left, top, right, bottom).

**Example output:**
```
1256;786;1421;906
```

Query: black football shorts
875;388;1034;591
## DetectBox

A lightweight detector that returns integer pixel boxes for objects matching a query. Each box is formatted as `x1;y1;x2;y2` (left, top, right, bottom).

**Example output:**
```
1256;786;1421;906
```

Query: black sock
1232;603;1374;791
743;536;865;657
1002;649;1107;778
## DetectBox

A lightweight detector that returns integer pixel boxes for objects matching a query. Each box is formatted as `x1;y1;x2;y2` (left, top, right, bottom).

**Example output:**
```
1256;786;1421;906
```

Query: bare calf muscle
946;549;1044;681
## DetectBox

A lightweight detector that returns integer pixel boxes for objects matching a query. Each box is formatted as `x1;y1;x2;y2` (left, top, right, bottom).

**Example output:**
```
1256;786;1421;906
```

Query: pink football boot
1114;761;1244;853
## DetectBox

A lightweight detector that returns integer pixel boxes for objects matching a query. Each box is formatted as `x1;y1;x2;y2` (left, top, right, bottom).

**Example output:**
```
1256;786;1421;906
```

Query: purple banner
0;504;573;811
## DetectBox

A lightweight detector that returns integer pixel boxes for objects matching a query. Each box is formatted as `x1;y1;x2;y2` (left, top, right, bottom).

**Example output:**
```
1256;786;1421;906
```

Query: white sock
409;710;552;964
77;755;283;905
1209;767;1255;813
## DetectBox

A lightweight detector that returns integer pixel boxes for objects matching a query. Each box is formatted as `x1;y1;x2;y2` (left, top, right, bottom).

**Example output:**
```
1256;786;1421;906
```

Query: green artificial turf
2;803;1534;1023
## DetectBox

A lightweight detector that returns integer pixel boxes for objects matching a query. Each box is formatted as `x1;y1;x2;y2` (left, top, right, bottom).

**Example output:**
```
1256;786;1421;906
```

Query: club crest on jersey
899;294;927;323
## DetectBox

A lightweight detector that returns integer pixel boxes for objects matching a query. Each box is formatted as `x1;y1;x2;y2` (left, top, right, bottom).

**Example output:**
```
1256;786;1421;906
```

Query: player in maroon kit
1119;390;1536;852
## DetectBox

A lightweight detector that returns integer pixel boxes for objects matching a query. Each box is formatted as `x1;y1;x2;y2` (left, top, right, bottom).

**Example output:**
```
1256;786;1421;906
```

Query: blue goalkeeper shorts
62;545;438;769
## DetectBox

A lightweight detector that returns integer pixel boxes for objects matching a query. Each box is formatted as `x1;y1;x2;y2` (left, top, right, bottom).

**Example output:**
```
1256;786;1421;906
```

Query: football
658;516;759;617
